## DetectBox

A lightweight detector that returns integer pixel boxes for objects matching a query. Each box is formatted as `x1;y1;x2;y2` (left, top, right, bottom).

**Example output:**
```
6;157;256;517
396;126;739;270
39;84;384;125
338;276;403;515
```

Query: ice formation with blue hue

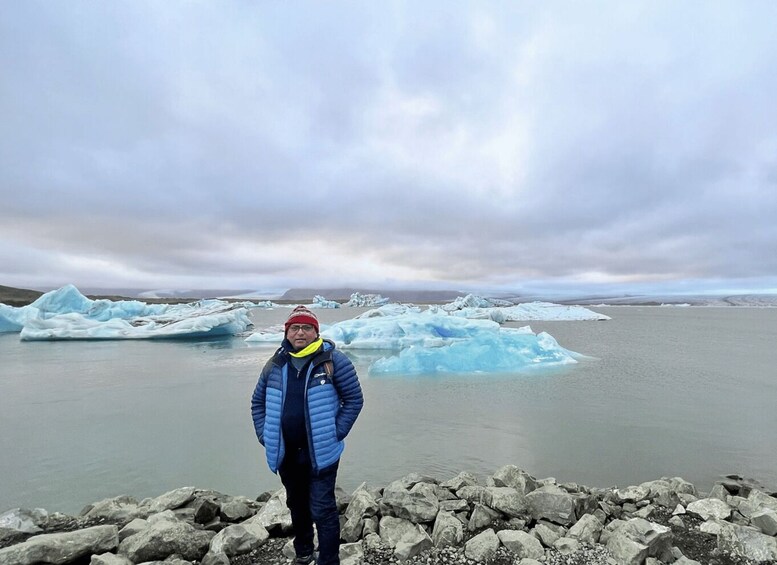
0;285;252;340
310;295;340;308
441;295;610;321
246;312;580;374
442;294;513;310
345;292;391;307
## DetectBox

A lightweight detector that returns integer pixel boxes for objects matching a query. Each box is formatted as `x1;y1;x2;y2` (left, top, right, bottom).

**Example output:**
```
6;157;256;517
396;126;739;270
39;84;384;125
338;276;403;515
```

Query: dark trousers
279;447;340;565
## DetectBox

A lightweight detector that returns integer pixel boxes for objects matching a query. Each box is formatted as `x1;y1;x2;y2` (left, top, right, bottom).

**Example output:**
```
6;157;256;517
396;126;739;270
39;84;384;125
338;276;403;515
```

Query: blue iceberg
1;285;253;340
246;312;581;375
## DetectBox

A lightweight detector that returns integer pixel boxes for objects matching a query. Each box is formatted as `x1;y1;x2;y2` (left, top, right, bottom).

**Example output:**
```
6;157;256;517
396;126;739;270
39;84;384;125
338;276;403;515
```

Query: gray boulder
486;487;528;517
118;518;148;541
606;531;649;565
209;522;269;556
687;498;731;521
468;504;500;531
0;508;48;533
492;465;538;494
717;522;777;562
191;497;220;524
431;511;463;547
379;483;439;523
0;524;118;565
243;489;292;533
567;513;602;544
611;518;673;561
139;487;197;514
553;536;580;555
439;499;469;513
464;528;499;563
81;495;141;522
118;520;214;562
345;487;379;522
378;516;420;548
89;553;134;565
219;497;255;522
751;508;777;536
340;541;365;565
525;485;577;526
394;526;432;561
533;522;561;547
456;485;492;506
614;485;650;504
497;529;543;560
441;471;479;491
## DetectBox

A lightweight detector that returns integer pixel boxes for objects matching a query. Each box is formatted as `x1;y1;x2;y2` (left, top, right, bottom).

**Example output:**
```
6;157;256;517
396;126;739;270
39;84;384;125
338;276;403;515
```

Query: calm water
1;306;775;514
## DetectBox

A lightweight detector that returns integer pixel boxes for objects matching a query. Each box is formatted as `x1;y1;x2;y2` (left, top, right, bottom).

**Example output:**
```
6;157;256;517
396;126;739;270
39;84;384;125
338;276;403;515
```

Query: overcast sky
2;2;777;295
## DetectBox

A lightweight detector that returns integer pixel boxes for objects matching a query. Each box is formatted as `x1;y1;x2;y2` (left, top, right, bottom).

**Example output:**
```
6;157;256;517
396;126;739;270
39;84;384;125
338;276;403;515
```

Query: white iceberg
454;302;611;322
1;285;252;340
355;303;422;318
344;292;391;307
309;295;340;308
442;294;513;311
246;312;579;375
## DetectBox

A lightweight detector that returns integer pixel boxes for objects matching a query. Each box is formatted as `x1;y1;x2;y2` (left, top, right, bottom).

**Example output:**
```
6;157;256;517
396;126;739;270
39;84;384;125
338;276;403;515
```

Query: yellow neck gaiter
289;338;323;358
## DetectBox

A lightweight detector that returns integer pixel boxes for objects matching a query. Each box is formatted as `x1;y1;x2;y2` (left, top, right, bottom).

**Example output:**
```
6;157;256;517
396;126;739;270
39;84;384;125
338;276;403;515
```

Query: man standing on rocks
252;306;364;565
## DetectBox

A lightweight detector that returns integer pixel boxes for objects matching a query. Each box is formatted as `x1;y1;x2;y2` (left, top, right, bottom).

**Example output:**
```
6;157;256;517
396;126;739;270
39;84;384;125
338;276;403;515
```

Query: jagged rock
612;518;673;561
378;516;420;547
492;465;538;494
119;518;148;541
465;528;499;563
379;483;439;522
497;529;543;560
439;499;469;513
89;553;134;565
147;510;178;524
717;522;777;562
363;532;382;550
118;519;213;562
345;487;379;522
394;526;432;561
668;516;685;528
485;486;528;517
456;486;492;505
567;513;602;544
219;497;254;522
81;495;141;522
468;504;500;531
0;524;118;565
672;504;685;515
673;556;702;565
363;516;378;536
335;486;352;512
395;473;439;489
0;508;48;533
615;485;650;504
341;515;363;543
699;520;723;535
201;551;230;565
433;485;457;501
553;536;580;555
751;508;777;536
192;497;220;524
243;489;292;533
340;541;364;565
525;485;577;526
708;484;729;502
687;498;731;521
441;471;479;491
431;511;463;547
606;531;649;565
641;480;682;508
139;487;196;514
533;522;561;547
209;522;268;556
747;489;777;514
667;477;697;496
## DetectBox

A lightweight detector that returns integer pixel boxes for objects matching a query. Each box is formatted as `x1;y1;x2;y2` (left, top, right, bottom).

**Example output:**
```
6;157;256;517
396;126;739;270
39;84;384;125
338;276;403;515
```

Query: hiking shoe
295;554;315;565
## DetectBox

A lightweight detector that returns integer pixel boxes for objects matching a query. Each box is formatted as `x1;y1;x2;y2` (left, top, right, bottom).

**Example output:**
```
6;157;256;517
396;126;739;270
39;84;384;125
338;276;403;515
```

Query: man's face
286;324;318;351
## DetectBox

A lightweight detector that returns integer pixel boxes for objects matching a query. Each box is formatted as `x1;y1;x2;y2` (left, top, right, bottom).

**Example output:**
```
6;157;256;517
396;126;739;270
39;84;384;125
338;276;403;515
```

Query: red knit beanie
284;305;319;333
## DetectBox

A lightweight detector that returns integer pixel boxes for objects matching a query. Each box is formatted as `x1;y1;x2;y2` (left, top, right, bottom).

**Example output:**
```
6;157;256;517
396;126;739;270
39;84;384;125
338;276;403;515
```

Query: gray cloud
2;1;777;293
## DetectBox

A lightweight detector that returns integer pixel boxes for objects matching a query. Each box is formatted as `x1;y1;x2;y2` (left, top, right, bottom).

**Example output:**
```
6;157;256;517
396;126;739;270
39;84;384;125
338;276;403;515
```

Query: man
251;305;364;565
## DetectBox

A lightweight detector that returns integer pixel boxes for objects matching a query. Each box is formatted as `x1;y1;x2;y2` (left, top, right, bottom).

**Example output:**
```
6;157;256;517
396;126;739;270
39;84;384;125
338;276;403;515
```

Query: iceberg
442;294;513;311
454;302;611;322
246;312;579;375
310;295;340;308
344;292;391;307
355;303;422;318
0;285;252;340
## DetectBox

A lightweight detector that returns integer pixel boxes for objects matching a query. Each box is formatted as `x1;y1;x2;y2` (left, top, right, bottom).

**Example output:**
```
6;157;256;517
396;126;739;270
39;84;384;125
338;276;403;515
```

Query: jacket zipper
276;363;288;472
304;361;316;473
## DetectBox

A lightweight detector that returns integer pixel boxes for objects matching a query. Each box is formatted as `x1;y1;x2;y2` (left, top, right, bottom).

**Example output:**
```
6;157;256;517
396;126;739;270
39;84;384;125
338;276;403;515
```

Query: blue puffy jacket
251;339;364;473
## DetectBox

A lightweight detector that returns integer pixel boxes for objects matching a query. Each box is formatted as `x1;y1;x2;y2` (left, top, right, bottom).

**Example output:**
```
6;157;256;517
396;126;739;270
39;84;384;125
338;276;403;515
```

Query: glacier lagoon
1;306;776;514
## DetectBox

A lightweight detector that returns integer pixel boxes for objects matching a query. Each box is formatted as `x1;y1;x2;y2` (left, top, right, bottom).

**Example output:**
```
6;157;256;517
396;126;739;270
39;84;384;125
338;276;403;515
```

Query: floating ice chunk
442;294;513;311
0;303;28;332
345;292;391;307
309;295;340;308
356;304;422;318
371;328;576;374
499;302;610;321
20;306;252;341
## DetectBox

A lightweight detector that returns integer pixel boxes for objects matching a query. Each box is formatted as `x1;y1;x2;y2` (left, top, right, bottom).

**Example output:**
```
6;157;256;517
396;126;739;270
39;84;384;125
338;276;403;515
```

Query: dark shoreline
2;469;775;565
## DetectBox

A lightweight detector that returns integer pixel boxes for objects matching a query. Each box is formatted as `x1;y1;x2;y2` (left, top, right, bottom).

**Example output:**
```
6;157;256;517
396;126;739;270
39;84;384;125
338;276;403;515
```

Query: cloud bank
2;1;777;294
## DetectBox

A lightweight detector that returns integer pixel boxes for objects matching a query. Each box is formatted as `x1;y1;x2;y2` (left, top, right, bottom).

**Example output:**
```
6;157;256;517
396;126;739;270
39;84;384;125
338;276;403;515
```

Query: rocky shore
1;468;776;565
